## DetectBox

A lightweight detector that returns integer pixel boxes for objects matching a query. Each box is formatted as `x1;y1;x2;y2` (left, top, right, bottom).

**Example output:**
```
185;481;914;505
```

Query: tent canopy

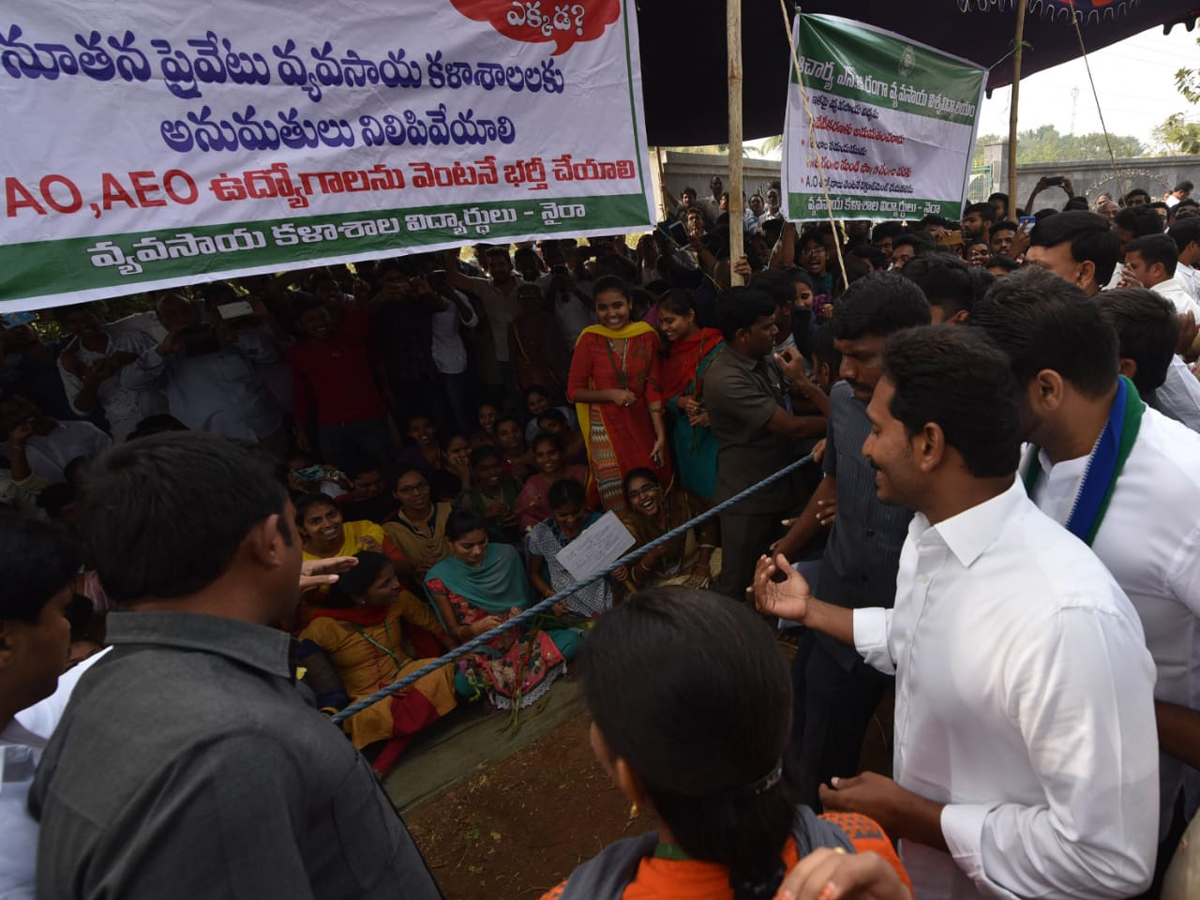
638;0;1200;146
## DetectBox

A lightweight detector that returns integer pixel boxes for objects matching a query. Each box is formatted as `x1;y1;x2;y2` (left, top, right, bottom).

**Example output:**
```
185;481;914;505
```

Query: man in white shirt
1123;233;1200;318
974;269;1200;860
55;305;165;442
754;325;1159;900
1026;210;1200;432
0;395;111;484
1166;180;1193;209
1168;215;1200;303
428;278;478;434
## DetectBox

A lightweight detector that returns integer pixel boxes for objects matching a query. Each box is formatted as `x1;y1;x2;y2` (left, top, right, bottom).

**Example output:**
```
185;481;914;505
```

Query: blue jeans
317;418;394;472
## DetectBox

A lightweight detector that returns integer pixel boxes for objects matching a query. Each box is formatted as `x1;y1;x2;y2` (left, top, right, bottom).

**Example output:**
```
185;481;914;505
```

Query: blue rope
331;451;815;723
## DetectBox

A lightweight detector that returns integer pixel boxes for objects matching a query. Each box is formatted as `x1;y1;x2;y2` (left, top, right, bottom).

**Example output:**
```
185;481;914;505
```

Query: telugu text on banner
782;14;986;224
0;0;654;311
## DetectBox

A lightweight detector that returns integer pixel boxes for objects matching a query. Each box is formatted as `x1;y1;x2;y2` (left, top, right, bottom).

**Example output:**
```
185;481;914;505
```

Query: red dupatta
661;327;724;401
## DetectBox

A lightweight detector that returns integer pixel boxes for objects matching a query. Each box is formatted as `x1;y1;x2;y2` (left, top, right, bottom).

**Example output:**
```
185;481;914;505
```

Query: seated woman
397;413;462;502
513;432;589;534
540;589;911;900
614;468;721;591
442;432;473;495
536;408;587;467
522;384;576;443
470;402;500;447
295;492;414;584
426;510;580;710
382;467;454;578
456;445;523;545
495;415;535;482
299;551;458;776
526;478;613;620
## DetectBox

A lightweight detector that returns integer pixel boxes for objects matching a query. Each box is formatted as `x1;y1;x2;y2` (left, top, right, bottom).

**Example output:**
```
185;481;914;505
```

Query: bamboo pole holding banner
728;0;745;285
1006;0;1028;218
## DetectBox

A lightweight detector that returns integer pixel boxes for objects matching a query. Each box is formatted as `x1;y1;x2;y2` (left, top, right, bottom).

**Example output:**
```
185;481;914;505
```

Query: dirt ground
405;687;893;900
401;636;805;899
406;713;657;900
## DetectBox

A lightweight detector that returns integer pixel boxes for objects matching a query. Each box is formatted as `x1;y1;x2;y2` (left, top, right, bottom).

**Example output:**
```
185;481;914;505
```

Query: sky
975;23;1200;145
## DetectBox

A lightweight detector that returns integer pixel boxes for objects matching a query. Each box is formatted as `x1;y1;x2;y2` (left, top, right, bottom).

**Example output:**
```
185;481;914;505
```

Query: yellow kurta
300;591;456;749
302;519;390;564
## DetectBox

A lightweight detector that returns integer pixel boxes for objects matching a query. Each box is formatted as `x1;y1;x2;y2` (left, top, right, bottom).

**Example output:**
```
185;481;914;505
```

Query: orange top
539;813;911;900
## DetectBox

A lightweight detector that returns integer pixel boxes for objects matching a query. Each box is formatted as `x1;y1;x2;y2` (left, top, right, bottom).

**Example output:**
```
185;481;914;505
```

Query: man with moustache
756;326;1158;900
972;267;1200;889
771;272;930;806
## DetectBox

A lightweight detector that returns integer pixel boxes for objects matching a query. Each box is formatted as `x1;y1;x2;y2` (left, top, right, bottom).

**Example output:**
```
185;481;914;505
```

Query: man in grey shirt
705;288;825;599
30;432;442;900
774;273;930;806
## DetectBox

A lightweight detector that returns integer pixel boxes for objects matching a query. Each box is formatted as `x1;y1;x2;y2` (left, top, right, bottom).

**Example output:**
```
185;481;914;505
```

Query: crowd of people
4;170;1200;900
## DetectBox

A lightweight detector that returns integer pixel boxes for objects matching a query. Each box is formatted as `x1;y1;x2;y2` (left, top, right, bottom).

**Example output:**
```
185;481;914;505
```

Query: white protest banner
782;14;986;223
0;0;654;312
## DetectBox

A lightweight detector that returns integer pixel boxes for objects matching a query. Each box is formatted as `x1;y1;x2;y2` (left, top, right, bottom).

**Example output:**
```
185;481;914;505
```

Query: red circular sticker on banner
448;0;621;55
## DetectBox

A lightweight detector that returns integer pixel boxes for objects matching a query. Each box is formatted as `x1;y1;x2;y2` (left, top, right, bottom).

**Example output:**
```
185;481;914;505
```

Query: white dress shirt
1155;356;1200;433
430;291;477;375
1152;275;1200;318
1027;406;1200;835
1177;264;1199;304
0;420;112;484
854;479;1158;900
57;328;164;441
120;333;282;441
1;650;108;900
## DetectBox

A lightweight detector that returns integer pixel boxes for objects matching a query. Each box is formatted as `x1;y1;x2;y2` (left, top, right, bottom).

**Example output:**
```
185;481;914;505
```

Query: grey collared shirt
816;382;913;669
30;610;442;900
705;347;801;515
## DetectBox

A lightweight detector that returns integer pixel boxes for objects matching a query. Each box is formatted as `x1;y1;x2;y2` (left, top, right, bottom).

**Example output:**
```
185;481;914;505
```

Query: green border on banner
794;15;985;128
0;1;654;308
0;193;648;301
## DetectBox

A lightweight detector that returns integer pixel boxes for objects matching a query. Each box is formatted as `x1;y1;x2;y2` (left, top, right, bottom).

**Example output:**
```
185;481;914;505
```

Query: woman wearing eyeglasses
381;466;454;579
613;468;720;591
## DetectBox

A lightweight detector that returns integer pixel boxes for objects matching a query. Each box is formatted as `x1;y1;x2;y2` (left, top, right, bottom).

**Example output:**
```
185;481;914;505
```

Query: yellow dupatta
572;321;659;481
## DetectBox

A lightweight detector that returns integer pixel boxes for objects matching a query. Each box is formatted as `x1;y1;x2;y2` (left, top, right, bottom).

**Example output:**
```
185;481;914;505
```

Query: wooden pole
1006;0;1028;218
728;0;745;284
649;146;667;221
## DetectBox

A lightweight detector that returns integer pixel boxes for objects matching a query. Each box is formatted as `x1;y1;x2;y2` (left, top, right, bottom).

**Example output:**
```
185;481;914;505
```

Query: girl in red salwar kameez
567;277;672;513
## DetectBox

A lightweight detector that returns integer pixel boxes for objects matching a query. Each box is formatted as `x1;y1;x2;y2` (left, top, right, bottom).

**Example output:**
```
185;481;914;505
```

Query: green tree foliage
1155;58;1200;154
973;125;1144;165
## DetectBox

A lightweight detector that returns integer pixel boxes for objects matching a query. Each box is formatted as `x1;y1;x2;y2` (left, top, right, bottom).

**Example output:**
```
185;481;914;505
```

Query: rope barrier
331;449;816;723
